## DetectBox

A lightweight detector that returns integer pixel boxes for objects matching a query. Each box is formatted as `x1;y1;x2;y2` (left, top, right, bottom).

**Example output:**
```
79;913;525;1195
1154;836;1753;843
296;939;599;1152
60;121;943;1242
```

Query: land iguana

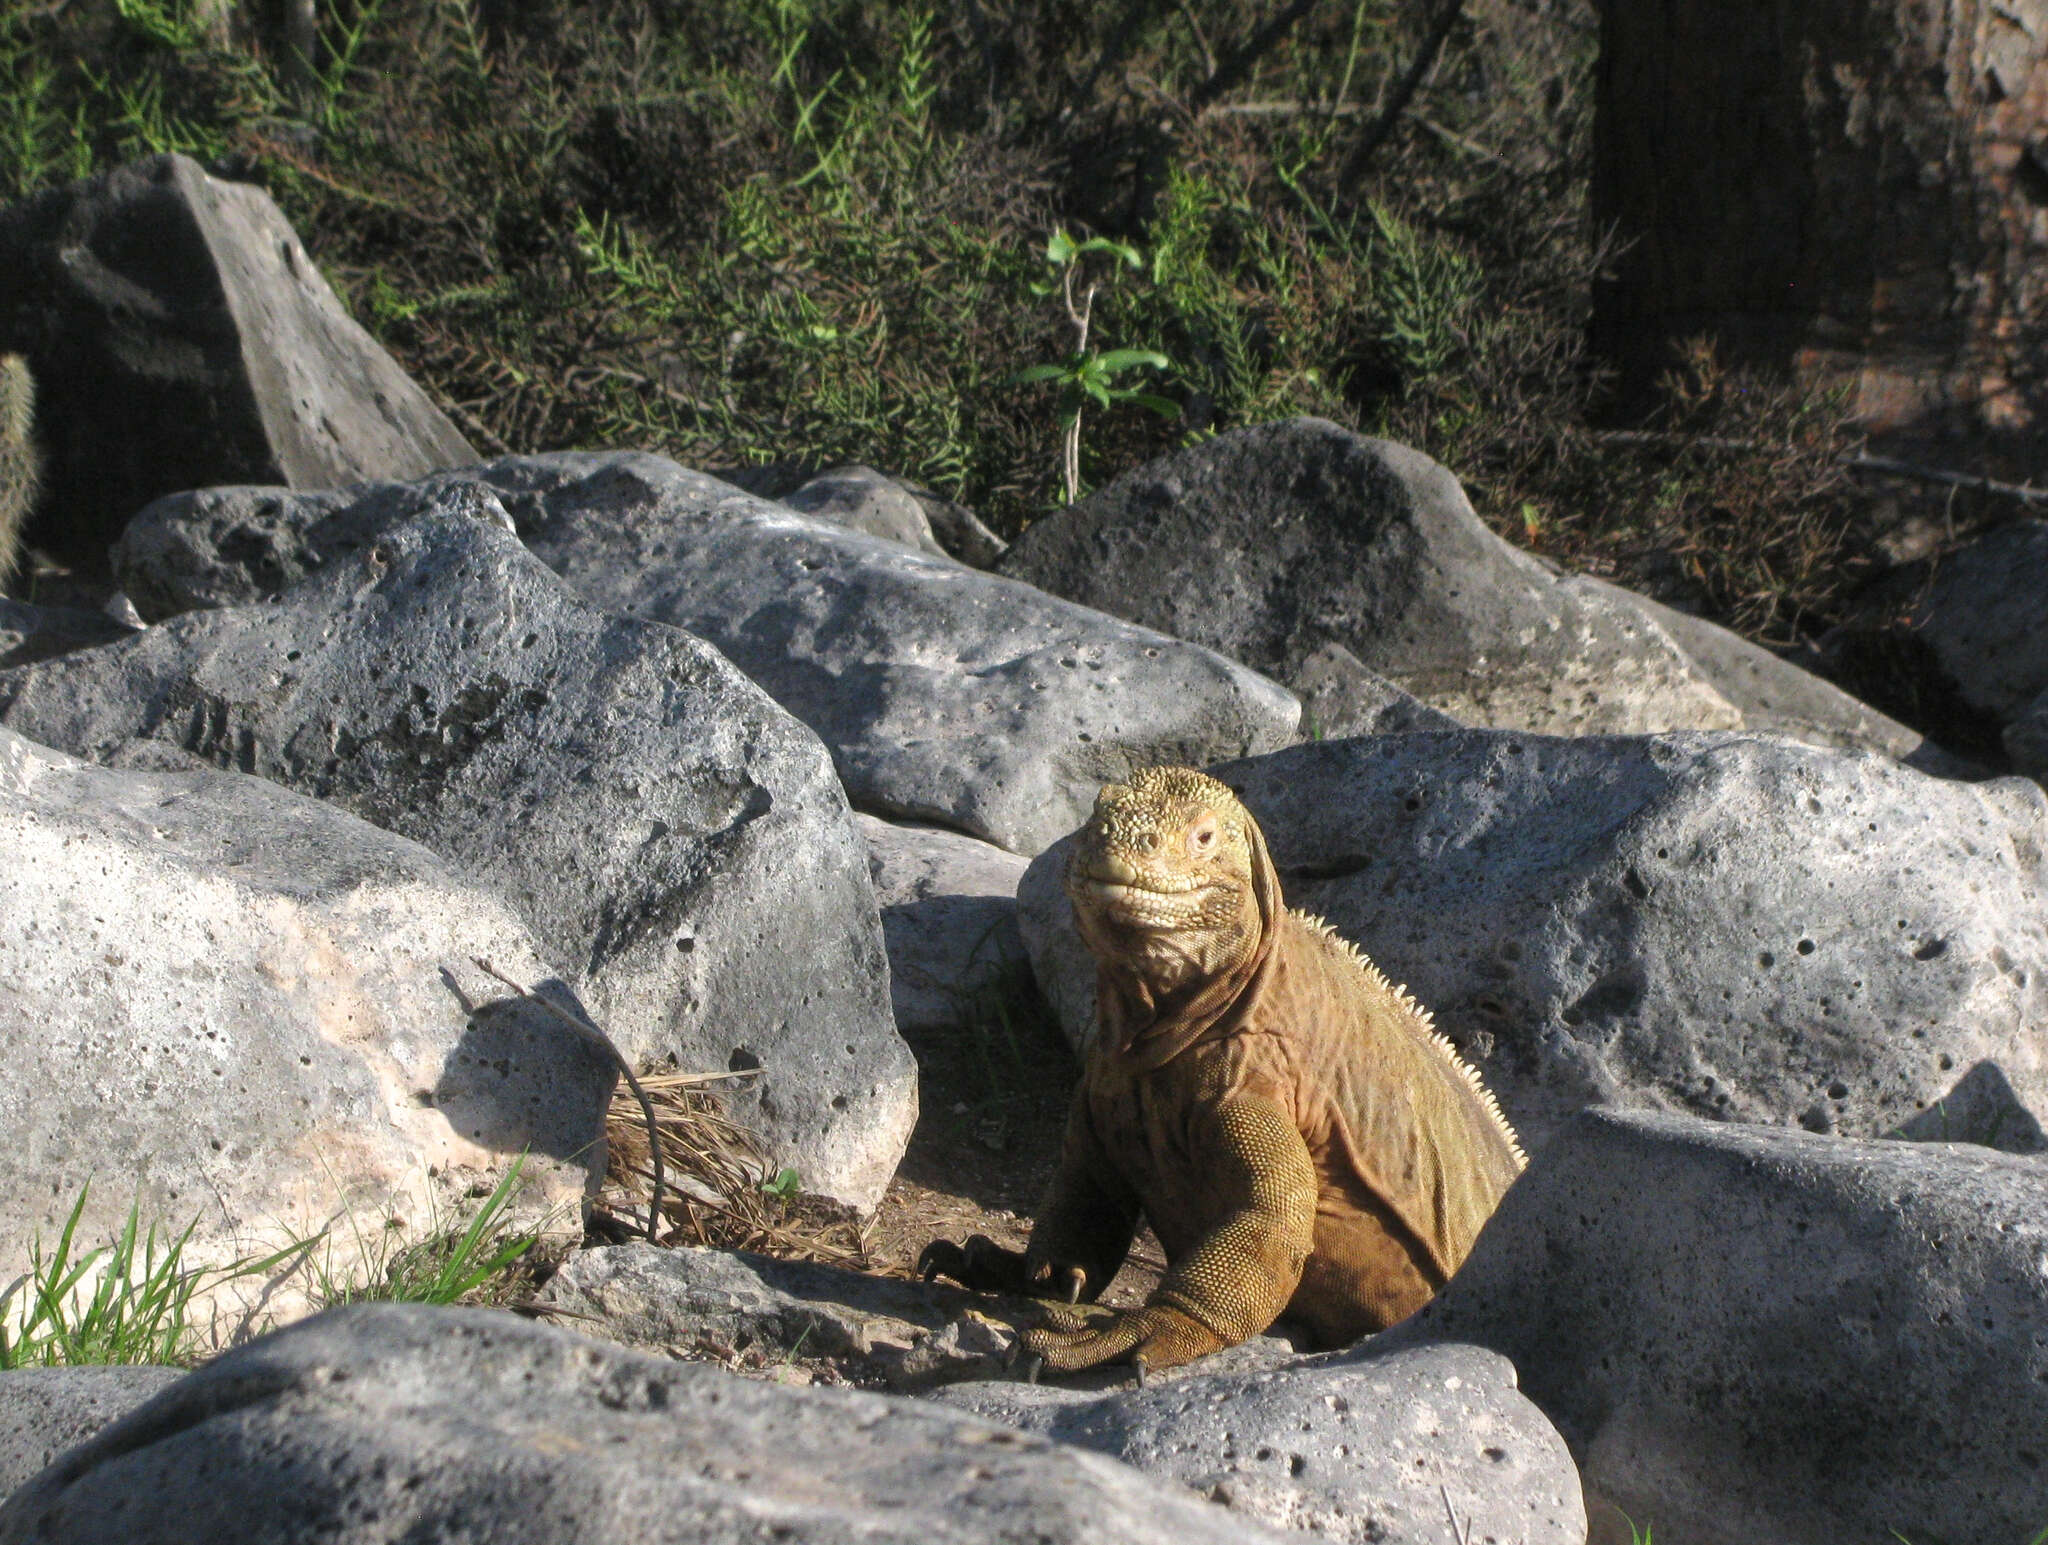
919;766;1525;1378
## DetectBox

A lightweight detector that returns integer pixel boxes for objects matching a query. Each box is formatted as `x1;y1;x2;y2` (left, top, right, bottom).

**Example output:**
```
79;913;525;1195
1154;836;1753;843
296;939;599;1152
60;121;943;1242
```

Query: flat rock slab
111;452;1301;854
4;509;913;1210
934;1339;1584;1545
538;1242;1024;1389
997;419;1738;737
1390;1107;2048;1545
0;1303;1289;1545
538;1243;1304;1393
0;1367;184;1500
1021;729;2048;1150
859;812;1031;1035
0;153;473;564
0;725;601;1317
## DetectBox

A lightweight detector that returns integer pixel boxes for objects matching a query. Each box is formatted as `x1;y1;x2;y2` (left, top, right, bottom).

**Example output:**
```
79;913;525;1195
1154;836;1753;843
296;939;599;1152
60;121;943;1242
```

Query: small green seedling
762;1167;802;1201
1012;229;1177;503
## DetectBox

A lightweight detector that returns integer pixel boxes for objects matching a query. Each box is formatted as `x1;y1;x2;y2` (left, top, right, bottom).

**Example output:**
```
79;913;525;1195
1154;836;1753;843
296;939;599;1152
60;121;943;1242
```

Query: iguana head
1065;766;1280;1006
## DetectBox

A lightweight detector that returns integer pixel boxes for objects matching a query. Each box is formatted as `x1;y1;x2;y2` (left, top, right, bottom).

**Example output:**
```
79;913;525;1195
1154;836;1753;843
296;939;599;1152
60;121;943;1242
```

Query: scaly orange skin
923;766;1526;1376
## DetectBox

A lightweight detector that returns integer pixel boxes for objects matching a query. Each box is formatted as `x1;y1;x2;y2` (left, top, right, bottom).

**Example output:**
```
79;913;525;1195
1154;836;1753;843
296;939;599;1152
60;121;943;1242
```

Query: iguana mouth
1074;850;1209;895
1072;871;1227;930
1075;869;1209;898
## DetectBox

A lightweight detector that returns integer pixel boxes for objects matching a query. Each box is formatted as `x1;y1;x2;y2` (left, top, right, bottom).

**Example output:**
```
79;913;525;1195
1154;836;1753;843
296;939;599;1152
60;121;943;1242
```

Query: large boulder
997;420;1741;738
1820;518;2048;778
110;453;1301;854
1608;583;1953;769
1389;1108;2048;1545
0;154;474;565
2;508;913;1210
1020;729;2048;1151
0;725;603;1313
859;812;1032;1036
0;1303;1289;1545
0;1368;184;1499
936;1340;1585;1545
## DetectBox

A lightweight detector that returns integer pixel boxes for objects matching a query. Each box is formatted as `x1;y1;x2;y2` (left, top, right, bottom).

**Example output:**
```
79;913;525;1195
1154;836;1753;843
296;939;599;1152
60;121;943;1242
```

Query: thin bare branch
1169;0;1216;79
1337;0;1468;194
471;958;664;1243
1190;0;1324;114
1841;453;2048;507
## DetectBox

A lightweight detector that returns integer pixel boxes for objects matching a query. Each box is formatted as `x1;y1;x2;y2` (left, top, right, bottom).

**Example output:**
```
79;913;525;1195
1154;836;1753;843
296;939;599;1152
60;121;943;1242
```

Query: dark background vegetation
0;0;1935;650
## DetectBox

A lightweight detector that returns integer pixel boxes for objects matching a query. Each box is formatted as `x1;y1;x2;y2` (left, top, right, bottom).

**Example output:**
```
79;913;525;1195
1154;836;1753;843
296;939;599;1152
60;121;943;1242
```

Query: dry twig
600;1073;871;1269
1842;453;2048;508
472;958;664;1243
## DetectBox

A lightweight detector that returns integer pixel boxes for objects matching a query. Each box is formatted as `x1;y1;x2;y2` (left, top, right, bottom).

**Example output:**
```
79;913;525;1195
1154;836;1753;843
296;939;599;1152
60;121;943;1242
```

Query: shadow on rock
434;975;613;1170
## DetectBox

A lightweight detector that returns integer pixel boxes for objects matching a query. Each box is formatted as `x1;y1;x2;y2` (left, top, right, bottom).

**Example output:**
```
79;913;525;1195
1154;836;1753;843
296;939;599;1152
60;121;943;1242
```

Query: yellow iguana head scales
1065;766;1284;1057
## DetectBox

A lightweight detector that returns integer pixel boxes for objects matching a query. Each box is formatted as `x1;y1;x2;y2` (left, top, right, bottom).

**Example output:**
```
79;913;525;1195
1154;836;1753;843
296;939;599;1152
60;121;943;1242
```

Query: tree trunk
1591;0;2048;455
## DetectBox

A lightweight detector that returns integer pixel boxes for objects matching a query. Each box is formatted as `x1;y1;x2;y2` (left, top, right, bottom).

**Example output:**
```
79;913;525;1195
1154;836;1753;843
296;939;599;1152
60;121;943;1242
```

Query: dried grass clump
600;1073;872;1270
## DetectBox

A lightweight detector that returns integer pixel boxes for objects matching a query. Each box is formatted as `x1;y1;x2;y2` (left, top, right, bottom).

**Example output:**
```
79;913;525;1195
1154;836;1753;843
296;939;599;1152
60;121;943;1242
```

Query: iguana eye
1188;821;1218;855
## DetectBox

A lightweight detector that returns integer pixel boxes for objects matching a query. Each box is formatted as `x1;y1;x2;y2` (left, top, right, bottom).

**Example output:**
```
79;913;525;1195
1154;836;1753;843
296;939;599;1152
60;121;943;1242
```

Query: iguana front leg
920;1090;1141;1302
1026;1095;1317;1376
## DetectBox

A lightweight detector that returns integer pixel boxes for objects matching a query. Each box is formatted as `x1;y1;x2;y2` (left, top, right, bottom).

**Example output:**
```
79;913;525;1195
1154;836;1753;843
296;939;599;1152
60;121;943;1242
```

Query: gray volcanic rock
112;480;512;623
0;1368;183;1499
0;725;602;1312
1819;518;2048;777
1389;1108;2048;1545
905;482;1009;569
1;511;912;1210
1292;642;1463;739
783;464;951;557
934;1340;1584;1545
110;452;1299;853
0;1303;1288;1545
0;597;134;669
0;154;474;565
1608;583;1954;768
858;812;1031;1035
539;1242;1026;1389
997;419;1738;737
1020;729;2048;1149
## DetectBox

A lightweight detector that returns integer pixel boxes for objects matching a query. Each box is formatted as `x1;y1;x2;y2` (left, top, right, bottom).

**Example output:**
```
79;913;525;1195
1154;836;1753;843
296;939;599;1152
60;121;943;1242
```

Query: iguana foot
918;1234;1034;1294
1023;1301;1225;1374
